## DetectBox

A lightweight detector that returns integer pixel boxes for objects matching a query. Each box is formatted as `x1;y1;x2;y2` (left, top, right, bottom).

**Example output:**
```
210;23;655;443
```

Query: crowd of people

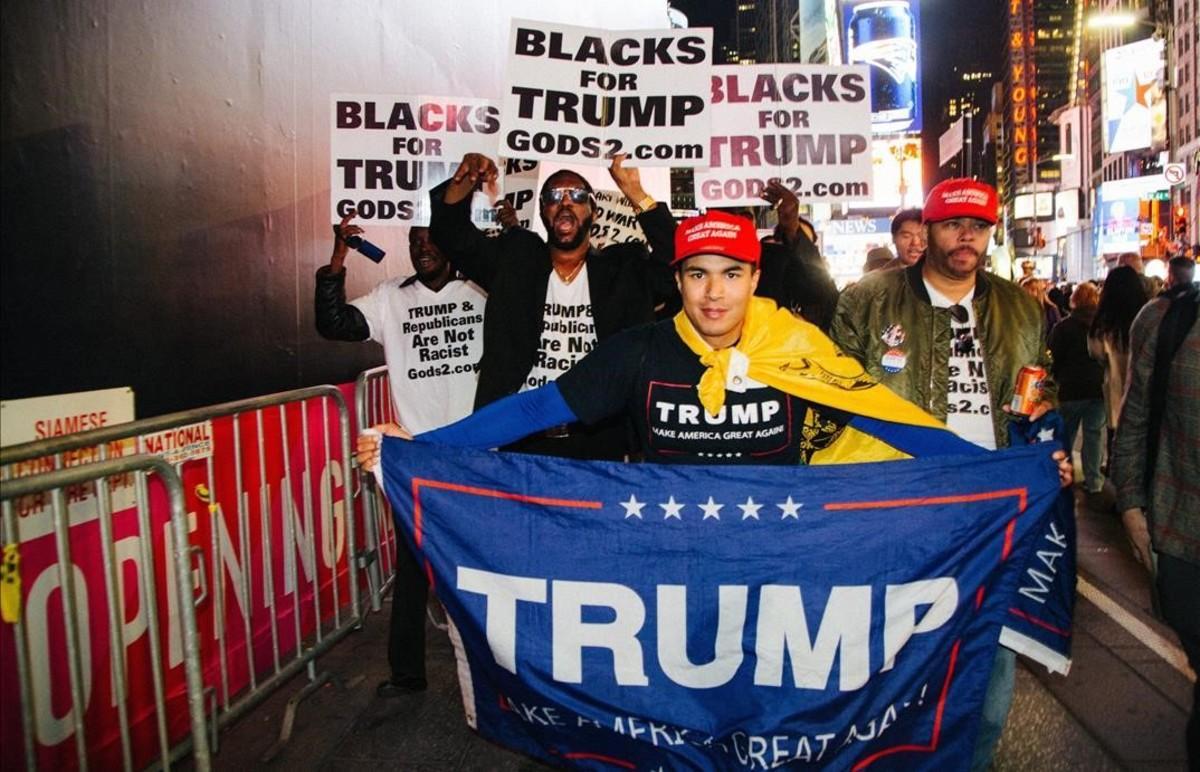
318;154;1198;768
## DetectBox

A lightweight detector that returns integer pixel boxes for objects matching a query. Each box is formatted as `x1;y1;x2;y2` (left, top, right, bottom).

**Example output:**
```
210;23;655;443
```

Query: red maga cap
673;210;761;266
923;178;999;225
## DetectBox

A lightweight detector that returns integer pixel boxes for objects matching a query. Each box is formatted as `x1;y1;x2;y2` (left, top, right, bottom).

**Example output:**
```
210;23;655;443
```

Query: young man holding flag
359;210;1073;478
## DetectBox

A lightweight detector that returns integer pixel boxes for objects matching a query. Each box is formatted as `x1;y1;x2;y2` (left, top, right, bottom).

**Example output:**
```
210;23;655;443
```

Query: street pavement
211;482;1195;771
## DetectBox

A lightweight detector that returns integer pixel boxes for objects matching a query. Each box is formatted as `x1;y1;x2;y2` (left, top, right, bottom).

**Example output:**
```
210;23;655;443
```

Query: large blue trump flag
380;441;1072;770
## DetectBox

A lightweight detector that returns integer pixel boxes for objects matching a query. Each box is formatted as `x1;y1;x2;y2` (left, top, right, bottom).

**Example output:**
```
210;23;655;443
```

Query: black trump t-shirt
555;321;850;465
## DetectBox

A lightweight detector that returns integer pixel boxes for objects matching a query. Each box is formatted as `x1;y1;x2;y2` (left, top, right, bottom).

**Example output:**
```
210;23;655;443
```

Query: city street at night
3;0;1198;769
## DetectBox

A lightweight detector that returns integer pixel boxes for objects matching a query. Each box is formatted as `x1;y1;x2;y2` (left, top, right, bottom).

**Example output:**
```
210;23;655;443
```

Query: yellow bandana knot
674;297;944;430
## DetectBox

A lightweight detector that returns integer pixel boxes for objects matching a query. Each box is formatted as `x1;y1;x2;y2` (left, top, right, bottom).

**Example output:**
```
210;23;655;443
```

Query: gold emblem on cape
797;408;846;463
778;356;876;392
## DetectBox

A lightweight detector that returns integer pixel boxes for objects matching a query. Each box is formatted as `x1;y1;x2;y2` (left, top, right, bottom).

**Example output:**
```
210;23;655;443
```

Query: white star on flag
738;497;762;520
660;496;685;519
777;496;803;519
699;496;723;520
620;494;645;519
1036;427;1056;442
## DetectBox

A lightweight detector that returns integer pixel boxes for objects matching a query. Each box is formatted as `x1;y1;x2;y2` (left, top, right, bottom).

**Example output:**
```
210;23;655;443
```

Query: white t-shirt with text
521;265;598;391
351;277;485;434
924;281;996;450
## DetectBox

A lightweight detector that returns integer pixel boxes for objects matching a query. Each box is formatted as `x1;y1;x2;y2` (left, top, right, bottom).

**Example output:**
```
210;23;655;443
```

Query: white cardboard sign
500;19;713;167
590;190;646;248
1;387;137;541
694;64;874;207
330;93;500;225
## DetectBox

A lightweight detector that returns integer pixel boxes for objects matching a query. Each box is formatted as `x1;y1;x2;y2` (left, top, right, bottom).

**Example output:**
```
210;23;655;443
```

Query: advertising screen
839;0;923;133
1101;39;1167;154
1095;174;1168;255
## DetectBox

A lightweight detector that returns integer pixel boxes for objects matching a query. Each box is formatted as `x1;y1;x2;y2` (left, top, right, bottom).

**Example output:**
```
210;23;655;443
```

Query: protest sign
500;20;712;167
380;441;1073;770
590;190;646;248
331;94;500;225
695;65;874;208
497;158;541;232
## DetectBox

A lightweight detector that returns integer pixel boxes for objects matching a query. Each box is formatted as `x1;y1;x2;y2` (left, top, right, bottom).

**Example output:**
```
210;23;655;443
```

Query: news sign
330;94;500;225
694;64;873;208
500;19;713;167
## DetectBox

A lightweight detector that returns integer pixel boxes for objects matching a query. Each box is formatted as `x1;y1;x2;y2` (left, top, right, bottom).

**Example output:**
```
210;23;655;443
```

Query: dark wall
1;124;383;418
0;1;678;418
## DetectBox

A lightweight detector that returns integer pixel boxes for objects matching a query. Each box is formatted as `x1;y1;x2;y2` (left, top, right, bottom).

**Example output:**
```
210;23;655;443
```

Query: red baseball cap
922;178;999;225
673;210;761;266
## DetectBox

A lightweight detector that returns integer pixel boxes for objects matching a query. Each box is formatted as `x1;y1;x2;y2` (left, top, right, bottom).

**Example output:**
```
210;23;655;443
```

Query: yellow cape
673;297;946;463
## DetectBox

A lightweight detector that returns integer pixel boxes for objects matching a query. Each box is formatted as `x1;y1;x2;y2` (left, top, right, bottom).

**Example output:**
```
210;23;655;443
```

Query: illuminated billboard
1102;38;1167;154
838;0;922;133
1008;0;1035;185
1095;174;1169;255
848;137;923;210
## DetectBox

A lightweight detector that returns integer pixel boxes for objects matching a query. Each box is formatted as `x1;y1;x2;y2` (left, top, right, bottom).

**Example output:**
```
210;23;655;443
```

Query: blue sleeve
847;415;988;457
414;382;578;449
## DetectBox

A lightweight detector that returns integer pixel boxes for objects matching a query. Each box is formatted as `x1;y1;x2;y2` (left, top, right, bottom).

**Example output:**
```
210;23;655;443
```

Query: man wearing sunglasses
830;177;1057;771
428;152;677;461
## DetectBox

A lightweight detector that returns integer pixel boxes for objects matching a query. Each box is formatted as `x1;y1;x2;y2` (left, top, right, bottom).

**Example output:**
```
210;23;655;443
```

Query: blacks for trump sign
695;65;874;207
500;20;713;167
379;441;1073;770
330;93;499;224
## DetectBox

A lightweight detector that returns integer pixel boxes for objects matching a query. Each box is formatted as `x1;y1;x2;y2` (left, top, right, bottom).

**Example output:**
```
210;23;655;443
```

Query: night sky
669;0;1007;191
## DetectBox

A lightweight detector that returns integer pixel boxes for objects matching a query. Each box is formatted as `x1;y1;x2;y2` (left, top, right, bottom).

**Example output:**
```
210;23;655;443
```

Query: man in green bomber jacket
831;177;1057;772
831;178;1056;452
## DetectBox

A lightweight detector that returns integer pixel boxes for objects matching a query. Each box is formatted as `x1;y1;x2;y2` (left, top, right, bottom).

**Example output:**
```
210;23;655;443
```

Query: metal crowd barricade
0;385;361;765
0;455;211;771
353;365;399;612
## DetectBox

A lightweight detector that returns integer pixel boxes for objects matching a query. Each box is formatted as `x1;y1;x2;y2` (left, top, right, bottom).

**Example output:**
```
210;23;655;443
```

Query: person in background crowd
1117;251;1144;272
429;152;676;461
1020;259;1037;282
831;178;1058;772
1166;255;1196;290
1088;265;1149;459
314;217;486;698
1118;250;1157;297
1048;281;1072;317
1111;274;1199;767
883;207;925;270
863;246;894;275
1019;275;1062;342
1048;282;1106;493
757;179;839;330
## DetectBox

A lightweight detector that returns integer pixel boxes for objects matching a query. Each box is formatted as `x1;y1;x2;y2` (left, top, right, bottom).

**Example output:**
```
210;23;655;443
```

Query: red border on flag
825;487;1029;770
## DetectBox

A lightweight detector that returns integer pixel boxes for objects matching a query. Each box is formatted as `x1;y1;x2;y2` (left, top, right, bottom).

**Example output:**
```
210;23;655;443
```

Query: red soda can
1010;365;1047;415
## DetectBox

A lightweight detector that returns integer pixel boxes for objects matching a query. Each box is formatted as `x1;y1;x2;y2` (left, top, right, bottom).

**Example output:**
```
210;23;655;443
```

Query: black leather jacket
313;264;370;342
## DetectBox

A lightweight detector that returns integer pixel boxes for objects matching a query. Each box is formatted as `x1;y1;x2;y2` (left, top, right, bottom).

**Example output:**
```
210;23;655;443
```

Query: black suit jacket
428;180;677;458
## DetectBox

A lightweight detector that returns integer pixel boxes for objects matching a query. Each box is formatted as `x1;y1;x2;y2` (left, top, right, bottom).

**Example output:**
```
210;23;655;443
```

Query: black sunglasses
541;187;592;206
948;304;969;324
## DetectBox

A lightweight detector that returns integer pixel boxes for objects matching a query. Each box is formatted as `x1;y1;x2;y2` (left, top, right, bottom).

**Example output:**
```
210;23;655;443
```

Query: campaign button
881;348;907;373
